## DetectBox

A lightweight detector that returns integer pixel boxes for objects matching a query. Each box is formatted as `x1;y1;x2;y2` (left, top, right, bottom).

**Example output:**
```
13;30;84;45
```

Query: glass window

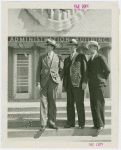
17;86;28;93
16;54;29;94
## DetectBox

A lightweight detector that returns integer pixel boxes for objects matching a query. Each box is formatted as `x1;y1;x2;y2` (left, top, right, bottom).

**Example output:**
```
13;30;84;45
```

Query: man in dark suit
63;39;88;129
86;41;110;132
36;39;63;130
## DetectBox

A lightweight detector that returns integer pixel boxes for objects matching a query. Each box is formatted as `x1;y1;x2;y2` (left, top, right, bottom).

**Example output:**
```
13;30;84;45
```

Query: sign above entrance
8;37;111;43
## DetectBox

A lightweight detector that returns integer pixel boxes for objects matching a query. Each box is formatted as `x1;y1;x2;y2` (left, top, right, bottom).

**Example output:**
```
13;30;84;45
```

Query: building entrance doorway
13;51;32;99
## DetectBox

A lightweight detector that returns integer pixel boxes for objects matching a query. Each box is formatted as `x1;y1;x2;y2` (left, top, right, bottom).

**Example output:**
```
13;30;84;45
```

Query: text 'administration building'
8;9;111;101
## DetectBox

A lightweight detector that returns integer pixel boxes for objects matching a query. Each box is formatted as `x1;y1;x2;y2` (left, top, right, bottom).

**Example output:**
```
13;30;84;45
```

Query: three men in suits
63;39;88;129
36;39;63;130
86;41;110;132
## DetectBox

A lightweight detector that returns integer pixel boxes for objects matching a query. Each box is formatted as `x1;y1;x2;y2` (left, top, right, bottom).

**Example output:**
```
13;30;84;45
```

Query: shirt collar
48;51;54;57
91;53;97;60
71;51;77;58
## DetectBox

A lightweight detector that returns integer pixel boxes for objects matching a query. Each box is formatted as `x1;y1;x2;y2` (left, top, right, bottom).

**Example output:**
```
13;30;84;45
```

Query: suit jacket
88;53;110;88
36;52;63;88
63;53;88;91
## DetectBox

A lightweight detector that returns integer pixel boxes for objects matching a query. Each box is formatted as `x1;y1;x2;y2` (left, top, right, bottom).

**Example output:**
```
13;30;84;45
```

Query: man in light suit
63;39;88;129
86;41;110;132
36;39;63;130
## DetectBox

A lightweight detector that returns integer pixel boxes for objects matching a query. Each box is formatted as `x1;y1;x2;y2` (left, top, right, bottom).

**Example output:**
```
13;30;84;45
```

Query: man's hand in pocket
38;84;42;91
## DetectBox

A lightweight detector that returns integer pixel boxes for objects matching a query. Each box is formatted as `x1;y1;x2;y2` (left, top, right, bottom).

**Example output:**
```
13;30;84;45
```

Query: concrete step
8;125;111;138
8;111;111;119
9;98;111;102
56;98;111;102
7;99;111;138
8;118;111;129
7;100;111;109
8;106;111;112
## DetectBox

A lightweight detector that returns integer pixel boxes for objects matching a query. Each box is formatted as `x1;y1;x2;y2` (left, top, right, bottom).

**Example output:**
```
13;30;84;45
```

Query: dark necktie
47;54;52;67
90;56;93;61
70;55;73;61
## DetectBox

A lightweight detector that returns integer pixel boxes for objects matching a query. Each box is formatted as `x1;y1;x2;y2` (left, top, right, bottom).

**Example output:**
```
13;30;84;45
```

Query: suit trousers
89;86;105;128
66;81;85;126
40;76;58;126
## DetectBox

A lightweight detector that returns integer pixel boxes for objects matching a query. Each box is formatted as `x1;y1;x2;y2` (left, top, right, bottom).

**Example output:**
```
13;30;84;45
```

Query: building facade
8;9;112;102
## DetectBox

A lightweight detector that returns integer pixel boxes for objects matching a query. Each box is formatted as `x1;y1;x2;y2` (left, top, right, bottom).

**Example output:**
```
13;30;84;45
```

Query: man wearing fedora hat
86;41;110;132
36;38;63;130
63;39;88;129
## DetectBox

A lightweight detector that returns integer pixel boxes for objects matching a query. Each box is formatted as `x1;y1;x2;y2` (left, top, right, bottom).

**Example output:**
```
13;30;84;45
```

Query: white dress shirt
90;53;97;60
70;51;76;60
48;51;54;60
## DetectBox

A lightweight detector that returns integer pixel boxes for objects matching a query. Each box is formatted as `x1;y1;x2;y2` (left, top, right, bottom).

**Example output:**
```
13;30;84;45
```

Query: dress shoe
64;124;75;128
92;126;97;129
97;127;104;132
49;124;59;129
39;125;45;131
79;126;84;129
48;120;58;129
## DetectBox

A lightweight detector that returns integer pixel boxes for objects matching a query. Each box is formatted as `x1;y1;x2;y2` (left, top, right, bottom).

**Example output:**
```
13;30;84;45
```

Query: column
102;46;111;98
62;11;67;20
67;10;71;18
107;47;111;98
70;9;74;15
50;9;54;19
33;43;37;99
53;9;62;21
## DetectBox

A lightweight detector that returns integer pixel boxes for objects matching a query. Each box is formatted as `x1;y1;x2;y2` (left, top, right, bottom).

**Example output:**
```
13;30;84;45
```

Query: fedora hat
45;39;57;48
67;39;78;47
86;41;100;50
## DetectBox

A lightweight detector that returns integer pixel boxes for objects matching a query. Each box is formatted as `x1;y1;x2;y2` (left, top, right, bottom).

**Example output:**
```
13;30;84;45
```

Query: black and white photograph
1;1;119;148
